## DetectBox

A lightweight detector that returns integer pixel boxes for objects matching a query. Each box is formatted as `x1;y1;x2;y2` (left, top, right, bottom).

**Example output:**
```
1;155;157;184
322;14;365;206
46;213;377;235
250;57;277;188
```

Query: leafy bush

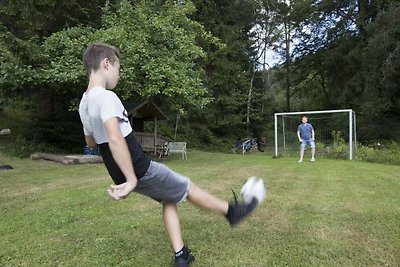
4;136;62;158
356;141;400;165
317;133;400;164
317;131;349;159
317;142;349;159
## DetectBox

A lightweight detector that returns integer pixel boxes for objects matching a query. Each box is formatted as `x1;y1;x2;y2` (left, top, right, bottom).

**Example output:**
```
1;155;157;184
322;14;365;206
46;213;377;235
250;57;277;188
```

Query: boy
79;43;260;267
297;115;316;162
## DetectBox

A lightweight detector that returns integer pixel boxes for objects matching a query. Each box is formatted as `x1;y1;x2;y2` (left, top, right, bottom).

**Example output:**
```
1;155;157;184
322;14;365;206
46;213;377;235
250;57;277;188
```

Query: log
64;155;103;164
30;153;103;165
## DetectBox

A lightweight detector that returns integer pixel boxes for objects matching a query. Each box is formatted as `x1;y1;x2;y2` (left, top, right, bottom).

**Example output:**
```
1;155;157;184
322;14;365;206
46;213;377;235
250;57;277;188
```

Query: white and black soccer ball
240;176;267;204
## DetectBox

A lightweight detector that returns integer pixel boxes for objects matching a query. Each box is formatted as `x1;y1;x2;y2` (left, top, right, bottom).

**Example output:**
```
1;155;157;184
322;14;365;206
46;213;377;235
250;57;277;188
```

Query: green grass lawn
1;151;399;266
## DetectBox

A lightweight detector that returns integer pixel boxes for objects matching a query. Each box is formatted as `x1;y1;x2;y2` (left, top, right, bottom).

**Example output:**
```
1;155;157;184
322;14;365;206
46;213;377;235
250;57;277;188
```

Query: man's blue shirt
297;123;314;140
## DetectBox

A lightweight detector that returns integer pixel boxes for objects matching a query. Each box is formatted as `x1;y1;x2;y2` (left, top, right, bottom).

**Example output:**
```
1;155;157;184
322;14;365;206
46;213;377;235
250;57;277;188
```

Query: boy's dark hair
83;43;120;75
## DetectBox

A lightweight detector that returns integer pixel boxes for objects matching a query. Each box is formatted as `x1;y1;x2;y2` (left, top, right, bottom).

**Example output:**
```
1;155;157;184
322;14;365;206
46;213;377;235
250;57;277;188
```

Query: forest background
0;0;399;157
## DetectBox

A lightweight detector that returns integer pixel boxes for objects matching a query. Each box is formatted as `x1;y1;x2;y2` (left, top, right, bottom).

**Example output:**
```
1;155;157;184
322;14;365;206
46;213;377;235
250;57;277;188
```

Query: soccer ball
240;176;266;204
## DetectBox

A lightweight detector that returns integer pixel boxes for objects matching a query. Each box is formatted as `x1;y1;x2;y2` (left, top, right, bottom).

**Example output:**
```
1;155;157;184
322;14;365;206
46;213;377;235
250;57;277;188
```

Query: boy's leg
187;183;229;214
163;203;195;266
187;182;258;226
163;203;184;252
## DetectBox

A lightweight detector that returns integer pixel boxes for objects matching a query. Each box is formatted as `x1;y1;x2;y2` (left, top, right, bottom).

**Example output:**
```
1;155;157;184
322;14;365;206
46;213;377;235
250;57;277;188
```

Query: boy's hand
107;180;137;200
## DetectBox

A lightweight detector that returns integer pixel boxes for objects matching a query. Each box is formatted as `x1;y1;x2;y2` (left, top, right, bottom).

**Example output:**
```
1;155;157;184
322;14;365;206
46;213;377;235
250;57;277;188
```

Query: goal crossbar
274;109;353;116
274;109;356;160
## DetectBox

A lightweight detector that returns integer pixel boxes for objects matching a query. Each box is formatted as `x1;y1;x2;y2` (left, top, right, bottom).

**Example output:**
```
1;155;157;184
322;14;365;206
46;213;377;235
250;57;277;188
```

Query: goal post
274;109;357;160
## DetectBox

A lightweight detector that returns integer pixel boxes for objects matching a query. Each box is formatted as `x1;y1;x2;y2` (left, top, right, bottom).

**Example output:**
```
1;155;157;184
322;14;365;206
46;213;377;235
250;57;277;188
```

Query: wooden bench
133;132;171;155
166;142;187;159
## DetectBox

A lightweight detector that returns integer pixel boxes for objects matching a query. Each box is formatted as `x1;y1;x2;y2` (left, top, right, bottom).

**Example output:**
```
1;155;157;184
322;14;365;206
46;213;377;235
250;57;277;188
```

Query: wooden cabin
124;99;171;154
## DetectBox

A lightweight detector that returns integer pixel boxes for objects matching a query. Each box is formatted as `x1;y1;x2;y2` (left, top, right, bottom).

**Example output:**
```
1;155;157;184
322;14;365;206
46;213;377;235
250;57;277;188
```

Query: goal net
274;109;357;160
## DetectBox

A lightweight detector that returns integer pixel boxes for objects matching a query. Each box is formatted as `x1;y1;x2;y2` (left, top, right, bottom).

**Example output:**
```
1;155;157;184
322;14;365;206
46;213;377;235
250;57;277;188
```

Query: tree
245;0;280;132
0;0;119;146
254;0;306;112
186;0;259;142
274;0;400;140
0;0;217;148
41;0;212;110
357;3;400;139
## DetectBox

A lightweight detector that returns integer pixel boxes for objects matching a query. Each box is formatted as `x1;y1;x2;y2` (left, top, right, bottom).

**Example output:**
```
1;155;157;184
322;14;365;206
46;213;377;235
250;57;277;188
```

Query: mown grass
0;150;399;266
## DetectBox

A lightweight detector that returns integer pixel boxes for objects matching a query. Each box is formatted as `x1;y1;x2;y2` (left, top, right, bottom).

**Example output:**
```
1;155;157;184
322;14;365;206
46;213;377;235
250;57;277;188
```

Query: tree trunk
246;61;256;132
34;87;54;142
37;88;53;119
284;20;291;112
357;0;369;97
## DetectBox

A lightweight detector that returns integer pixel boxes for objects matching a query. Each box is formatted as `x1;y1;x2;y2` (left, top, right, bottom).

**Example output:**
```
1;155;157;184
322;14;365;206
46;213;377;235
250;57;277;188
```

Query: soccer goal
274;109;357;160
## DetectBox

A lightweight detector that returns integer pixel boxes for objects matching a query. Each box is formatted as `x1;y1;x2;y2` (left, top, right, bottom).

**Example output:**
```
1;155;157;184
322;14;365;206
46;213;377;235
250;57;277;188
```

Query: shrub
317;131;349;159
4;136;62;158
356;141;400;165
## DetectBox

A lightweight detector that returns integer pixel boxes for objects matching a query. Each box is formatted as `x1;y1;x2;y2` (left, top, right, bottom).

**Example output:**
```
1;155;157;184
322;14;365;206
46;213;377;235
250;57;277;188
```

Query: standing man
297;115;315;162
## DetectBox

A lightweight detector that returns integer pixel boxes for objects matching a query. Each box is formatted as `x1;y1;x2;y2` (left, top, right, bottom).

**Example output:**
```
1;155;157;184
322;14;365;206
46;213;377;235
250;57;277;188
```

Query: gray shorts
133;161;190;204
300;139;315;151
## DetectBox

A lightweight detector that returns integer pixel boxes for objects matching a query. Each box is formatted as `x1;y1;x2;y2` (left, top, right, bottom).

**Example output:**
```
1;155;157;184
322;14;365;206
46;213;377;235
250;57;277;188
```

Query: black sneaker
226;196;258;226
174;251;195;267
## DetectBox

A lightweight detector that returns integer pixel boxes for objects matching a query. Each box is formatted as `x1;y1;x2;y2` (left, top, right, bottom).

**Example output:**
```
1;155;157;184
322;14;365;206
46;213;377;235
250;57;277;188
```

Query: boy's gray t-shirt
79;86;132;144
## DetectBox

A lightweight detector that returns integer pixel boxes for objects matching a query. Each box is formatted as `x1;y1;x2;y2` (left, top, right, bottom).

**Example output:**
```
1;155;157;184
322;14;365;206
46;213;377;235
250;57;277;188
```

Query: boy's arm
104;117;137;200
297;131;302;142
312;129;315;140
